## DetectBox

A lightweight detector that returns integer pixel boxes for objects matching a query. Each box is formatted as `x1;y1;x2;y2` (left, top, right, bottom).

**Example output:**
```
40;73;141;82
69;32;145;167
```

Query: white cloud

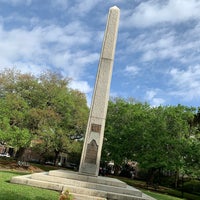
0;0;32;6
123;0;200;28
12;62;49;76
169;65;200;100
146;90;156;100
0;21;99;79
51;50;98;79
152;98;165;107
145;89;165;106
70;80;93;106
51;0;69;9
126;22;200;65
124;65;140;76
128;29;180;62
70;0;102;15
0;26;41;63
69;80;92;94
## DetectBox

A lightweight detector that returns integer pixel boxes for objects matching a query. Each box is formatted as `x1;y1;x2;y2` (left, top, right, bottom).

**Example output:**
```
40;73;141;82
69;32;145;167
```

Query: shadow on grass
2;170;29;175
115;176;200;200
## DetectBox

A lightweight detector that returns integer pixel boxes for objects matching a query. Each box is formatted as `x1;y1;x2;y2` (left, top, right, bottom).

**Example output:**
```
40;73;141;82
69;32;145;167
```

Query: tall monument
11;6;155;199
79;6;120;176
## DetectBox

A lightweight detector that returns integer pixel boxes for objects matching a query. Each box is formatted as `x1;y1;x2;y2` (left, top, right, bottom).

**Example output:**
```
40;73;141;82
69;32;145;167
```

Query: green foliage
116;176;200;200
0;92;31;150
67;140;83;165
182;180;200;195
0;68;89;160
103;97;200;185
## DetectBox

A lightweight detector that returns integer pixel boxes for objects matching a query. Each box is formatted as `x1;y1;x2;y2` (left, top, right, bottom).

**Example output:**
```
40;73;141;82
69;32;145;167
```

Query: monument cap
110;5;119;10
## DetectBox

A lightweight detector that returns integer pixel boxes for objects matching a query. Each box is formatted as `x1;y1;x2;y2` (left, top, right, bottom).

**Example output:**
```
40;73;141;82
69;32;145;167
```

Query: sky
0;0;200;107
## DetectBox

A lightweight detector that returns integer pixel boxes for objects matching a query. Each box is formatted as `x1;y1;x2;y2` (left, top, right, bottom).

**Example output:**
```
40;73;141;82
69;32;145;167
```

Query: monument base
11;170;155;200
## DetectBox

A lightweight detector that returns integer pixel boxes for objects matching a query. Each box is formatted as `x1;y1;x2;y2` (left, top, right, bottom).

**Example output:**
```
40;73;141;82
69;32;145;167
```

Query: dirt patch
0;159;43;173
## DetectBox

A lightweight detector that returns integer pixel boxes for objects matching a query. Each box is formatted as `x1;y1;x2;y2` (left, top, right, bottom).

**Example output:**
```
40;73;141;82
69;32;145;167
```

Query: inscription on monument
85;139;98;164
91;124;101;133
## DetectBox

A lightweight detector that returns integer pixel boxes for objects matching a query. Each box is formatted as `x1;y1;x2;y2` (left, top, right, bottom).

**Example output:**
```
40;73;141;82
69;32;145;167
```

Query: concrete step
11;175;63;191
11;176;151;200
11;170;155;200
64;183;152;200
70;192;107;200
49;170;126;188
31;172;142;197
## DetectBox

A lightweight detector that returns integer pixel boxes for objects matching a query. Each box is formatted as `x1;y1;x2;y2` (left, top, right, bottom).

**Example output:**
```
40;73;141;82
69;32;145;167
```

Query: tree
103;98;198;186
0;92;31;156
0;69;89;162
184;108;200;178
103;98;150;165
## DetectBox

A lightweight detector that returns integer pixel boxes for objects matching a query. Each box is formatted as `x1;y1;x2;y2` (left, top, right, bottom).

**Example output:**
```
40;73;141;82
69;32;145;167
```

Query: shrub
182;180;200;195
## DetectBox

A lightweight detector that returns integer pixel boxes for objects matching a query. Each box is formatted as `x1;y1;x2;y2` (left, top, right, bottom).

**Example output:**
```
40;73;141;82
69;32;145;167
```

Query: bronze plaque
85;139;98;164
91;124;101;133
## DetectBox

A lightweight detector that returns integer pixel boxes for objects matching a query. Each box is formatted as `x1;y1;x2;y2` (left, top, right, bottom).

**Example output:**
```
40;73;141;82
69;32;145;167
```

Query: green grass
1;169;200;200
115;176;200;200
142;190;185;200
0;171;59;200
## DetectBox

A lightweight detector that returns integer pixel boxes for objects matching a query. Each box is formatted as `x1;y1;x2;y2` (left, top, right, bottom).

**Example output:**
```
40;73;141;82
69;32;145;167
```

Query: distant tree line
0;69;89;164
102;98;200;187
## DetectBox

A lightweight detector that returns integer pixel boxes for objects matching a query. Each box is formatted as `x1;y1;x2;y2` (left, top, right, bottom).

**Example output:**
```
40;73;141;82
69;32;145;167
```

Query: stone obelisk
79;6;120;176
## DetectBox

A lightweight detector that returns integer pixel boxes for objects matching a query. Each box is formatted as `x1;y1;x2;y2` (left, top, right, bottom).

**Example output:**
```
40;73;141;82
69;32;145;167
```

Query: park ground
0;158;199;200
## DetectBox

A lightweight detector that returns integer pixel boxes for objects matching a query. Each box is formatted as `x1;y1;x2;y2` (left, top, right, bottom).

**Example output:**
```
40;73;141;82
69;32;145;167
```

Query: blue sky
0;0;200;107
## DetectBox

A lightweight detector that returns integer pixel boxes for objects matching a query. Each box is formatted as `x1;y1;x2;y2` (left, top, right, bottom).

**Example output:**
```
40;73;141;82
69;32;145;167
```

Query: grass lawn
116;176;200;200
1;169;199;200
0;170;184;200
0;171;59;200
142;190;185;200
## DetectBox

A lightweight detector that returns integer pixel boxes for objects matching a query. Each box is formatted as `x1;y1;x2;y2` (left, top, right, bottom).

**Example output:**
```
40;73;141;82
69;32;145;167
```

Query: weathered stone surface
85;139;98;164
79;5;120;177
11;170;155;200
49;170;127;187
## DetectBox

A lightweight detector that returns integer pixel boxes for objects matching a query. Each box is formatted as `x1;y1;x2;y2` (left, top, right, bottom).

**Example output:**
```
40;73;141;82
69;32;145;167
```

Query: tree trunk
181;175;184;198
146;168;156;187
15;147;26;161
146;167;160;189
54;150;60;166
174;170;179;188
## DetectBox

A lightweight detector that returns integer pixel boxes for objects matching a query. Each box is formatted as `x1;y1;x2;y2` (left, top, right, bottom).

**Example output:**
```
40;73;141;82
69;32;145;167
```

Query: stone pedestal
11;170;155;200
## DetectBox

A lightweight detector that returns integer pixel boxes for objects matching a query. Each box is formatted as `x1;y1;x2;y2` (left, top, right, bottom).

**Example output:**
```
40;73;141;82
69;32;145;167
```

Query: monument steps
49;170;126;187
31;172;141;196
11;170;155;200
71;193;107;200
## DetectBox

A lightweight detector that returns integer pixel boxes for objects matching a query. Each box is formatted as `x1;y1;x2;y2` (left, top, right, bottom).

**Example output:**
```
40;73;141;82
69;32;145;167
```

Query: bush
159;176;175;188
182;180;200;195
136;169;148;180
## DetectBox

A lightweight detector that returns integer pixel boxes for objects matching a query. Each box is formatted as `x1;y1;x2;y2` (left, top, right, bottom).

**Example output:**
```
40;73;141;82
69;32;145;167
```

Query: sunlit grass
1;170;199;200
0;171;59;200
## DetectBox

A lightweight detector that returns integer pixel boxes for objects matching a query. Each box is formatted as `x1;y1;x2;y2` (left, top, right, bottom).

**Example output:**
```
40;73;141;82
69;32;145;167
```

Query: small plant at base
59;189;75;200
